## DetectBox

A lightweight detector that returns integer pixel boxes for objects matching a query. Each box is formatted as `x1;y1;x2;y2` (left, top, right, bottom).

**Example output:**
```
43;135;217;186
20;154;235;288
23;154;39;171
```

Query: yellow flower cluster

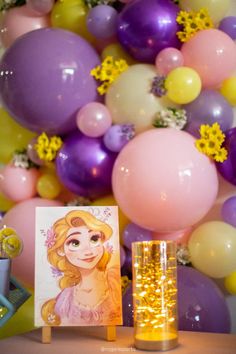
176;8;214;42
90;56;129;95
195;122;228;163
34;132;63;163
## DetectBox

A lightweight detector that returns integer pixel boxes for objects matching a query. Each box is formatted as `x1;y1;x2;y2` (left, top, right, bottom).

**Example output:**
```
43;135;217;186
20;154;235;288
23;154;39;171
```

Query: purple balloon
122;222;153;250
117;0;181;63
184;90;233;138
219;16;236;40
87;5;118;39
121;248;132;278
120;245;126;268
0;28;100;135
103;124;135;152
217;128;236;185
56;131;117;199
221;196;236;227
122;283;134;327
178;266;231;333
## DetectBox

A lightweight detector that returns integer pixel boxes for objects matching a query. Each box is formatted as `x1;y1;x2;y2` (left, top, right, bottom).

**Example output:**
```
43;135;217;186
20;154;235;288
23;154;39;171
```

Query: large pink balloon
181;29;236;88
112;128;218;232
0;5;50;48
0;198;63;286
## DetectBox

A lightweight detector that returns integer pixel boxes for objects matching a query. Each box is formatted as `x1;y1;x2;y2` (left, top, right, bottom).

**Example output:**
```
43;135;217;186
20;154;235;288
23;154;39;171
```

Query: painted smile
81;256;97;263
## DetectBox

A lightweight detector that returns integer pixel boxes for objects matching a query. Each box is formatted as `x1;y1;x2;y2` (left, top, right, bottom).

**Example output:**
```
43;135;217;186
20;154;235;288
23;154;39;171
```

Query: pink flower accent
44;227;56;249
105;242;113;255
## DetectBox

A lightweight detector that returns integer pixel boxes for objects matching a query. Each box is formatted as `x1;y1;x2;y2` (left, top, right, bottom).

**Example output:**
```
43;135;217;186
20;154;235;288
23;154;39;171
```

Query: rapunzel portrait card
34;206;122;327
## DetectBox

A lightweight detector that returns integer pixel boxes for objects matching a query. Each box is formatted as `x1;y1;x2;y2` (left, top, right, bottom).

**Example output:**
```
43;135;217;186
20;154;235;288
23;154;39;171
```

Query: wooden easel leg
42;326;52;344
106;326;116;341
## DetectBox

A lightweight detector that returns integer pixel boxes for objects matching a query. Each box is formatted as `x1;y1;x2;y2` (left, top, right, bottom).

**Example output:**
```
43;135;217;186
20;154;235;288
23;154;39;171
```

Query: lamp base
134;336;178;351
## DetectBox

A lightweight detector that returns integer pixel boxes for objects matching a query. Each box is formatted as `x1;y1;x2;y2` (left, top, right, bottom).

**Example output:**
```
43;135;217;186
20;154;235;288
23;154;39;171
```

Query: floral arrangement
153;107;187;130
34;132;63;163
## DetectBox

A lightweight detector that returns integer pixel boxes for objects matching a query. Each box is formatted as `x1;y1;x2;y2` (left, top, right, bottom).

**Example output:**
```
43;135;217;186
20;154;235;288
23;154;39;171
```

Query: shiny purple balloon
221;196;236;227
122;222;153;250
117;0;181;63
87;5;118;39
0;28;100;135
56;131;117;199
178;266;231;333
184;90;233;138
219;16;236;40
217;128;236;185
121;248;132;278
120;245;126;267
122;283;133;327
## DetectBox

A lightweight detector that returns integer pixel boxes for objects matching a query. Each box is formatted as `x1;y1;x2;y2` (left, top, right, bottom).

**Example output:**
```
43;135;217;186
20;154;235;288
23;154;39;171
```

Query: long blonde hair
41;210;113;325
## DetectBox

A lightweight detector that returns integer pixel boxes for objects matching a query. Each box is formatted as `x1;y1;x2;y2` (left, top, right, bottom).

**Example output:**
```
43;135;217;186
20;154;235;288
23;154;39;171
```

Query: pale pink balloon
26;0;54;15
0;198;63;286
181;29;236;88
0;164;39;202
0;5;50;48
152;227;193;245
112;129;219;232
155;47;184;76
76;102;112;138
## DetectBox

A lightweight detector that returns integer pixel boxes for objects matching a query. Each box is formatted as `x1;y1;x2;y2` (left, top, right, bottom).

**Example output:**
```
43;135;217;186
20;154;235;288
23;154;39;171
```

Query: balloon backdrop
221;196;236;227
0;5;50;48
0;198;63;286
56;131;117;199
178;266;231;333
188;221;236;278
181;29;236;88
122;223;153;250
217;127;236;185
219;16;236;40
112;128;218;232
106;64;179;133
122;283;133;327
0;28;100;135
117;0;181;63
184;90;233;137
87;5;118;39
26;0;54;15
155;48;184;76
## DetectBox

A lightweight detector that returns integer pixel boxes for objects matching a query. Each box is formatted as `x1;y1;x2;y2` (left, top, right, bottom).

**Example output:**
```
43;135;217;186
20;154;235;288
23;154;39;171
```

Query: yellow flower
115;59;129;72
102;56;114;67
199;124;210;139
50;136;63;150
209;122;225;144
97;81;110;95
90;66;101;80
176;10;191;25
34;132;63;162
214;147;228;163
205;137;221;155
195;138;208;154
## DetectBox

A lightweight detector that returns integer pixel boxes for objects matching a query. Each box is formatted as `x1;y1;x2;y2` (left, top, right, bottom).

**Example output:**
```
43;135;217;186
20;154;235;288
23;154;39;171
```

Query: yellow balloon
106;64;179;133
224;270;236;295
179;0;230;24
0;288;35;339
188;221;236;278
0;107;35;164
51;0;94;43
37;174;61;200
165;67;202;104
0;192;15;212
92;195;130;241
220;77;236;106
101;43;137;65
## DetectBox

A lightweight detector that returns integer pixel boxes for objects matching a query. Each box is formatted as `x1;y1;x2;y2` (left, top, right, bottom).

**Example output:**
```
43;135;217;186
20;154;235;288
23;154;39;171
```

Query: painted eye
67;239;80;247
90;234;101;244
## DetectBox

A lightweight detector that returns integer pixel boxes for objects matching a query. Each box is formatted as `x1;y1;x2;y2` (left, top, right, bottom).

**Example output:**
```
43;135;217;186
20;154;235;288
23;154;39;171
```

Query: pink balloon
26;0;54;15
153;227;193;245
155;47;184;75
112;129;218;232
0;164;39;202
76;102;112;137
181;29;236;88
0;5;50;48
0;198;63;286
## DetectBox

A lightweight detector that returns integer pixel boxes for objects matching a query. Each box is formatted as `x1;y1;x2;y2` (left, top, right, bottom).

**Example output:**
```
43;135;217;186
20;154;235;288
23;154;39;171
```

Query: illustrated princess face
64;225;104;270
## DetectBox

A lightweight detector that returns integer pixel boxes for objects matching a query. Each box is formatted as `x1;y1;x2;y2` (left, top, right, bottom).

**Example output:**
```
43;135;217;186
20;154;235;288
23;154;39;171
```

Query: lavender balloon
217;128;236;185
122;222;153;250
87;5;118;39
121;248;132;278
103;124;135;152
178;266;231;333
56;131;117;199
0;28;100;135
219;16;236;40
184;90;233;138
221;196;236;227
117;0;181;63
